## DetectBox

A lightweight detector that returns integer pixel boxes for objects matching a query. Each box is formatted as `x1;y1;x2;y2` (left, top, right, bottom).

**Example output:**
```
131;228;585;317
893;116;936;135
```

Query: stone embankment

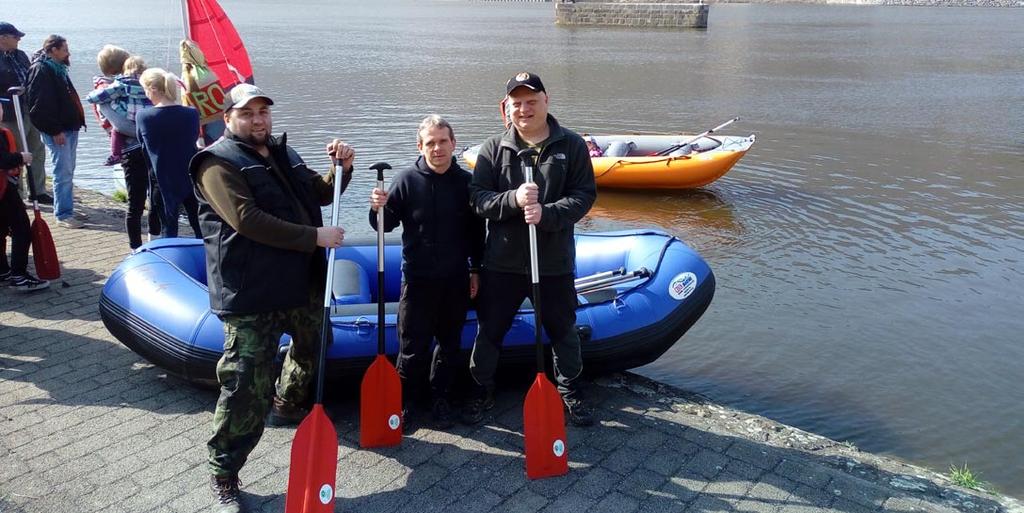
556;0;709;28
707;0;1021;6
1;188;1022;513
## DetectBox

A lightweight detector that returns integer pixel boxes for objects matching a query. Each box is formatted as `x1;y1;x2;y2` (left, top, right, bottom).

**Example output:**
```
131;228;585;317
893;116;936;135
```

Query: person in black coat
466;72;597;427
25;34;85;228
0;100;48;291
0;22;47;202
369;115;485;428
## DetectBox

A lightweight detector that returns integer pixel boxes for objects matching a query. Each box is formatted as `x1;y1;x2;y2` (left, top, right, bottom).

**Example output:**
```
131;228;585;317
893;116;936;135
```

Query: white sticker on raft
669;272;697;301
388;414;401;430
553;439;566;457
319;484;333;504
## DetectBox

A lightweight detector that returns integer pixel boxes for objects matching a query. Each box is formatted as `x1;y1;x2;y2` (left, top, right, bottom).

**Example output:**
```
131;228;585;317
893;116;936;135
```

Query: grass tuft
949;462;984;490
112;190;128;203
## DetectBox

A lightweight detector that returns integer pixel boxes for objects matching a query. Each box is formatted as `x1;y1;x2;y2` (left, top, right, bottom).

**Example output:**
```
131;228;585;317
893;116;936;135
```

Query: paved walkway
1;190;1020;513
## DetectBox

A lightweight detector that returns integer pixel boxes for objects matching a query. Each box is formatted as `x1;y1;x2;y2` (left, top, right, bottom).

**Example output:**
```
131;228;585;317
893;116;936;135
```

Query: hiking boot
209;475;242;513
432;398;455;430
460;389;495;425
266;396;309;427
9;274;50;292
563;396;595;427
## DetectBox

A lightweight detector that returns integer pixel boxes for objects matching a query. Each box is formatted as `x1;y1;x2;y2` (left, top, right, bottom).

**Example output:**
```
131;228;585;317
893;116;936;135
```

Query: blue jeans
41;130;79;220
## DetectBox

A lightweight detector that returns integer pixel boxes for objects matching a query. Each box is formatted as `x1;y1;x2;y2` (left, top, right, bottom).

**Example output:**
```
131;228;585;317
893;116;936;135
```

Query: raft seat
332;259;371;307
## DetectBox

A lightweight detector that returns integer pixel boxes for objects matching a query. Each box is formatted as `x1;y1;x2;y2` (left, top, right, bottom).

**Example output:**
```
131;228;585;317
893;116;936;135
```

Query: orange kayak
462;134;755;190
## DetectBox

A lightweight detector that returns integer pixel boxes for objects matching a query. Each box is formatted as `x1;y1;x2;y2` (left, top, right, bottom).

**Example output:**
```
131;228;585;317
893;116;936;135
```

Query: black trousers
0;181;30;276
121;147;161;249
160;193;201;239
469;270;584;399
396;274;471;403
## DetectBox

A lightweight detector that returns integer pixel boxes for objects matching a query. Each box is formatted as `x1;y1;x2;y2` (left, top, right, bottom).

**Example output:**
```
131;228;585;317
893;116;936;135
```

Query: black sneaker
35;193;53;205
432;398;455;430
564;396;595;427
266;396;309;427
9;274;50;292
460;389;495;425
0;270;11;283
209;475;242;513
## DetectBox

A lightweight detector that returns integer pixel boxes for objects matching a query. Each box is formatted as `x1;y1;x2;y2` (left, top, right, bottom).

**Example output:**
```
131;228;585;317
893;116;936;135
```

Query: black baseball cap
0;22;25;38
505;72;545;95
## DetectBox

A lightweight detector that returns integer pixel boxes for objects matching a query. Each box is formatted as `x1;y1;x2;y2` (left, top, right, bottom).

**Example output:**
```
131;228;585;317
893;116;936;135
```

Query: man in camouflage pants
190;84;356;513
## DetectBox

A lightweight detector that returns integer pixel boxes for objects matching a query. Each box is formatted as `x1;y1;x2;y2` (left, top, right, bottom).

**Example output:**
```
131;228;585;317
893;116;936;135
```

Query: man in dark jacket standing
190;84;354;513
0;22;47;203
26;34;85;228
465;72;597;427
369;115;485;429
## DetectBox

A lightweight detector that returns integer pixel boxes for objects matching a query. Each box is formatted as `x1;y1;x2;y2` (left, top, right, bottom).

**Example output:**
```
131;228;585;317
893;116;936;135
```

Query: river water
8;0;1024;496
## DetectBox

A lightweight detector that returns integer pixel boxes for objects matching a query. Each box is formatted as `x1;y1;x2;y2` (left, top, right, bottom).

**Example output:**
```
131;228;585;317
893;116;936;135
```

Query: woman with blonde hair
137;67;201;239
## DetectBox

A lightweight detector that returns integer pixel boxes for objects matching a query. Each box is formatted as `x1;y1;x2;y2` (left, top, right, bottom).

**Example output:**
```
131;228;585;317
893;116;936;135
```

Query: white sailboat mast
180;0;191;40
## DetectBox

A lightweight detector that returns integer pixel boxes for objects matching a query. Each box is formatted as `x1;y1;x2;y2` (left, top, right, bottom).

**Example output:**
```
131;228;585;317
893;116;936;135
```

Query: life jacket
1;127;20;198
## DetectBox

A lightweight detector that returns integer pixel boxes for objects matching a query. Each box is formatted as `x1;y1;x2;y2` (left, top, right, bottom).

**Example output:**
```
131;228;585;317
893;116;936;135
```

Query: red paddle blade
524;373;569;479
285;405;338;513
30;209;60;280
360;354;403;448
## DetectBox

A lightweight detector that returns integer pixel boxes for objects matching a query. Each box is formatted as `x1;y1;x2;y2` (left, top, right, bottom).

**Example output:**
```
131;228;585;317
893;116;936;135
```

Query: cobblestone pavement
2;190;1021;513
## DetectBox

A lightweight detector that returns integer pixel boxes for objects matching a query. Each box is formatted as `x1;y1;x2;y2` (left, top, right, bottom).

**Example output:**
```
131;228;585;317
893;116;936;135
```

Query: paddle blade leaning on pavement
285;405;337;513
285;157;345;512
517;147;569;479
8;86;61;280
360;161;403;448
360;353;403;447
524;373;570;479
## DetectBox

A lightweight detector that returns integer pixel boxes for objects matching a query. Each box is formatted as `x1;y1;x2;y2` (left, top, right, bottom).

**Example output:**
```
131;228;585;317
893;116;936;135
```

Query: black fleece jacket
370;156;485;279
469;115;596;276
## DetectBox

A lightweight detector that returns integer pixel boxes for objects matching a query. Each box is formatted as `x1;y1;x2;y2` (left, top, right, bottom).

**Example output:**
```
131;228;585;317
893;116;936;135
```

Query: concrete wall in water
555;0;710;28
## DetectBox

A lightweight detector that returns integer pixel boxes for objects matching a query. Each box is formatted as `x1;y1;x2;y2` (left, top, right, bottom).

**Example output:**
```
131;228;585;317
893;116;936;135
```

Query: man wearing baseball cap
0;22;48;204
189;83;357;513
464;71;598;427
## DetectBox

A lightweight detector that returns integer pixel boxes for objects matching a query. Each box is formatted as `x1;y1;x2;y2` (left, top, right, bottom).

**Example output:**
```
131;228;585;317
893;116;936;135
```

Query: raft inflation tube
100;230;715;387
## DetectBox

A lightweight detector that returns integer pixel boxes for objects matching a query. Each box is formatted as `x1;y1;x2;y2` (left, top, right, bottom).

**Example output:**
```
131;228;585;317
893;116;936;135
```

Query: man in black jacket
0;22;47;203
465;72;597;427
369;115;485;429
26;34;85;228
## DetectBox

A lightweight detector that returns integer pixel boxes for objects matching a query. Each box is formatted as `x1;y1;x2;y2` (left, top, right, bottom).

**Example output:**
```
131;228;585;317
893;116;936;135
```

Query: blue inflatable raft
99;230;715;387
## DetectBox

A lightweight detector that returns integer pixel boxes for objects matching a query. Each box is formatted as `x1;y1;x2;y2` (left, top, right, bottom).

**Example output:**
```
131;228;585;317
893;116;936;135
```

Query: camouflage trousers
207;298;327;477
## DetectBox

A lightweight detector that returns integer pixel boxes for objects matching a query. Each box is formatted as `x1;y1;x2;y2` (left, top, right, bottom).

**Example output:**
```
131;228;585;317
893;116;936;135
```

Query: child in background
585;137;604;157
86;55;152;166
0;101;48;291
89;46;130;165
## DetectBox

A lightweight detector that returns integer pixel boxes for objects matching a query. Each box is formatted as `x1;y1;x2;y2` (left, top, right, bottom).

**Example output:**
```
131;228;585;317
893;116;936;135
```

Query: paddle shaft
315;160;345;405
6;87;39;208
657;117;739;156
376;168;386;355
520;149;545;372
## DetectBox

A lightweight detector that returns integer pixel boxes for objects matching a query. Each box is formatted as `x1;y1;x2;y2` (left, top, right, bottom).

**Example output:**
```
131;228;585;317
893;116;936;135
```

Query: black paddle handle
517;148;545;373
370;162;392;355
